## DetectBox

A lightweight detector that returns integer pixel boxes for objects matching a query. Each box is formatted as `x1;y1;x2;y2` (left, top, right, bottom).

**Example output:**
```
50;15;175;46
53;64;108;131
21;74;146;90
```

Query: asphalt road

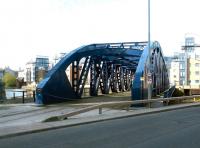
1;106;200;148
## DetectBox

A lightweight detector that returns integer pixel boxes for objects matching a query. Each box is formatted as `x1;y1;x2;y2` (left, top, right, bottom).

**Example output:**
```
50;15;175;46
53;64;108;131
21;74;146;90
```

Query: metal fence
8;90;36;103
45;95;200;121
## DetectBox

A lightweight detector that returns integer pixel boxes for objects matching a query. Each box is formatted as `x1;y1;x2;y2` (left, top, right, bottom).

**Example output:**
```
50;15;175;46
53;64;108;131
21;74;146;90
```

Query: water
5;89;25;99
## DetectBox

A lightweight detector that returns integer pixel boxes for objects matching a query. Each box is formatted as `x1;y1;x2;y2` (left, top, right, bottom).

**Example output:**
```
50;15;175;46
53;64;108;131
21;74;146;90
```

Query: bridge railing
44;95;200;122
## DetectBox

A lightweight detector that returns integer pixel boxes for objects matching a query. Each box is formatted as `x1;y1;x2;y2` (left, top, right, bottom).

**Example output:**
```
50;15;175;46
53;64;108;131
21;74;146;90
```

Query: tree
3;72;16;88
0;79;5;99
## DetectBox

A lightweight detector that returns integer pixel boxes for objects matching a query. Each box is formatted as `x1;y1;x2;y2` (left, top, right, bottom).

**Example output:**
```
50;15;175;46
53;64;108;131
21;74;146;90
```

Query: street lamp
147;0;152;100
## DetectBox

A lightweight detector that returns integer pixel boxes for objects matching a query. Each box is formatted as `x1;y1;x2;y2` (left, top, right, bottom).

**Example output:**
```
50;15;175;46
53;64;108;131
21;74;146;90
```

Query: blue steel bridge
36;41;169;104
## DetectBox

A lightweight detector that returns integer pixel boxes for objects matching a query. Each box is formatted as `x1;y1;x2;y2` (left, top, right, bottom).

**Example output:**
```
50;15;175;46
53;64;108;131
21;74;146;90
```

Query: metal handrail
45;95;200;122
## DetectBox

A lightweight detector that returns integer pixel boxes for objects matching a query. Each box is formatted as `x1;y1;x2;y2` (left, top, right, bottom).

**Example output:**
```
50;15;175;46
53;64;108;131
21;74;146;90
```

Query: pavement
0;101;200;139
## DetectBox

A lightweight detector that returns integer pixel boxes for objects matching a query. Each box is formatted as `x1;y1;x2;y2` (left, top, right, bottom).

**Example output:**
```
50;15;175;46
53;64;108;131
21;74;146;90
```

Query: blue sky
0;0;200;70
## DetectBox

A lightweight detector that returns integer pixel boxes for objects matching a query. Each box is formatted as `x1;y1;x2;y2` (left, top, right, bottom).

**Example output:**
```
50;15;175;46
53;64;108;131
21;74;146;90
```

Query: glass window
195;80;199;83
195;63;200;67
180;72;185;77
195;71;200;75
196;55;200;59
180;63;185;69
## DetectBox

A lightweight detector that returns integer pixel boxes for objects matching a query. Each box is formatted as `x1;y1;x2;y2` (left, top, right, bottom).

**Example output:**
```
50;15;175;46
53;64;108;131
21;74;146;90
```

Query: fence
9;90;36;103
46;95;200;121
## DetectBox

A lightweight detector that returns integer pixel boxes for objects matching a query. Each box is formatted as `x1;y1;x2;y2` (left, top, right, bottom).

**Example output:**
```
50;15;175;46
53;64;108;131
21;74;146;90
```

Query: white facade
18;56;50;84
17;69;26;79
169;61;180;85
25;60;35;83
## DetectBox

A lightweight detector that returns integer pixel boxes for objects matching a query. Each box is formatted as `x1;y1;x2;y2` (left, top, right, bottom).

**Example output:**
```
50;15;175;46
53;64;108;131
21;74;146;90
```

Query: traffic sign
147;73;151;77
148;79;152;84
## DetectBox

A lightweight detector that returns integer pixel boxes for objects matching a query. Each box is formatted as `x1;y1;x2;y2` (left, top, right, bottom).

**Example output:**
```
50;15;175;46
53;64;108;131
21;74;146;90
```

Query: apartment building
17;56;50;84
169;37;200;87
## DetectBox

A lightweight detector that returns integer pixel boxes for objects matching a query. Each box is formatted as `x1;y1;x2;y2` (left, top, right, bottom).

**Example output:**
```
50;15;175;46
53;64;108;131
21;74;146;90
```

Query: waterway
5;89;24;99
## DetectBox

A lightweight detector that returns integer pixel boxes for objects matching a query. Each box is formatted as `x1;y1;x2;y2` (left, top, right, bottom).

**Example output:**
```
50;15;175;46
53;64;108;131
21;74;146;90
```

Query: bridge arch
132;41;169;100
36;41;169;104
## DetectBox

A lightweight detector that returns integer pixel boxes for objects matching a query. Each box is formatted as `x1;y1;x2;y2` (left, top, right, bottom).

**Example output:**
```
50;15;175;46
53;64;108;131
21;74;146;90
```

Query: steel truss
36;41;169;104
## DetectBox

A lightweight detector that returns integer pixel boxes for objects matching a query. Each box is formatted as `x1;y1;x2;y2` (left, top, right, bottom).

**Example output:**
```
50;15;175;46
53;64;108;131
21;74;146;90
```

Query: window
196;55;200;59
195;80;200;83
195;63;200;67
180;63;185;69
195;71;200;75
180;72;185;77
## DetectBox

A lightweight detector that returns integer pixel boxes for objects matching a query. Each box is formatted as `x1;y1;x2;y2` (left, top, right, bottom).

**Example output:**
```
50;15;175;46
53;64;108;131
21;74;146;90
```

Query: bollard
126;106;130;111
166;100;169;106
13;92;15;99
22;91;25;103
99;107;102;114
147;102;151;108
33;91;35;102
194;98;196;102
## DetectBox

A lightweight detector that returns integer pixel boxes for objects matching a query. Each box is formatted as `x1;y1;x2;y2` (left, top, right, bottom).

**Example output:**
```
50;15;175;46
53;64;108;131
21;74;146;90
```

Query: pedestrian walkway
0;101;130;127
0;103;80;127
0;92;132;127
0;101;200;139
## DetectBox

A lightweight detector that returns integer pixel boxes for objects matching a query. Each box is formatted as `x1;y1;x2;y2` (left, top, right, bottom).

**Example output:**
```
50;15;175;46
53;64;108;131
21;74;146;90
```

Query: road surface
1;106;200;148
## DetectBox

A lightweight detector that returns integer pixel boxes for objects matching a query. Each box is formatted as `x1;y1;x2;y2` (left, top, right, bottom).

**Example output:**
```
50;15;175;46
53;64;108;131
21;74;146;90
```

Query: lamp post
147;0;152;100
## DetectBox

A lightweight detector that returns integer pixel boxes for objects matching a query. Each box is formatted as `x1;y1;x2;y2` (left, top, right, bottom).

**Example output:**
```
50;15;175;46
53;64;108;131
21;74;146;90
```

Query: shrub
172;88;184;97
